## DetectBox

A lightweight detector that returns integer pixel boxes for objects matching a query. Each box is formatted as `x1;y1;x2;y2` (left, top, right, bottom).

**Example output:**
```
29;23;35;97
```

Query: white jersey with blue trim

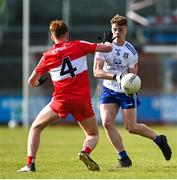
95;41;138;93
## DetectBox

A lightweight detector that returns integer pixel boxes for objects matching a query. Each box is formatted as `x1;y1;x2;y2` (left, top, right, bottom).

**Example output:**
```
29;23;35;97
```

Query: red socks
27;156;35;166
27;148;91;166
82;146;92;155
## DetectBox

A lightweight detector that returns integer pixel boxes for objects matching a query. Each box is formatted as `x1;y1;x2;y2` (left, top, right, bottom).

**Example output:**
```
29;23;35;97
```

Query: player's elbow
93;70;97;78
93;69;100;78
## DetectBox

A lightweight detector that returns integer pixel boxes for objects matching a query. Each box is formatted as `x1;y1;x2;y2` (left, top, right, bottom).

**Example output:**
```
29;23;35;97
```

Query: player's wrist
36;77;48;87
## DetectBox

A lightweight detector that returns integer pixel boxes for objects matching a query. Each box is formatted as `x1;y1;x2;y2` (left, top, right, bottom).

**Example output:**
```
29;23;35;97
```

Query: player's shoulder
124;41;137;55
43;47;54;57
67;40;80;45
42;45;59;61
70;40;96;47
79;40;96;45
65;40;91;47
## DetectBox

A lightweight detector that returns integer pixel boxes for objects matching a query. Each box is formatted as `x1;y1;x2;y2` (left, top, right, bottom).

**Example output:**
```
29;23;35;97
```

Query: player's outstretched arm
96;42;112;53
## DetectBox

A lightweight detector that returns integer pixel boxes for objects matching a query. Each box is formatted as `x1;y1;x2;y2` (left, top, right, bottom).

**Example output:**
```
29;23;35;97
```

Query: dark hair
111;15;127;26
49;20;68;38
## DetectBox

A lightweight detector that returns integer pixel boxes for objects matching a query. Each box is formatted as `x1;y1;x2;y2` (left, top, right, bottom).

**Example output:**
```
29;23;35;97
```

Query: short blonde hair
49;20;68;38
111;15;127;26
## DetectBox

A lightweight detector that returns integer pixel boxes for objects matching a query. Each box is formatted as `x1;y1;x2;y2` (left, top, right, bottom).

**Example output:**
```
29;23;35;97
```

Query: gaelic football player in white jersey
17;19;112;172
94;14;172;167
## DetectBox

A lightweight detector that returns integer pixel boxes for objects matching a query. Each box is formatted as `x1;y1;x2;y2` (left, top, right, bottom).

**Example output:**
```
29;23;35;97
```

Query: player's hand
37;77;48;86
98;31;117;43
113;72;123;83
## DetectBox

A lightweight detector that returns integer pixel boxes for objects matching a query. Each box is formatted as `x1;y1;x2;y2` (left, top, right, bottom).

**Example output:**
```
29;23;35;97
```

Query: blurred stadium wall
0;0;177;126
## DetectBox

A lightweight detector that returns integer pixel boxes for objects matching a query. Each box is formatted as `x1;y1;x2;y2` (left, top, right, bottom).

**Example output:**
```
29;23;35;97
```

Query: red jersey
35;40;97;102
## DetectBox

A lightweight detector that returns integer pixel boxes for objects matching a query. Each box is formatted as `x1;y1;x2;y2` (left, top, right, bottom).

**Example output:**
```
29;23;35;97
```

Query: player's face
111;24;127;41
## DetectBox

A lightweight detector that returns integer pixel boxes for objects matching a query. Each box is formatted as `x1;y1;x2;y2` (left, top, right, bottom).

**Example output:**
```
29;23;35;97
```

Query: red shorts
49;98;95;121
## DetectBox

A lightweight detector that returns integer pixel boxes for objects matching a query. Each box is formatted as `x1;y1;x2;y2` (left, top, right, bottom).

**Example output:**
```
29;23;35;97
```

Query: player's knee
102;120;113;130
125;124;136;134
31;122;44;131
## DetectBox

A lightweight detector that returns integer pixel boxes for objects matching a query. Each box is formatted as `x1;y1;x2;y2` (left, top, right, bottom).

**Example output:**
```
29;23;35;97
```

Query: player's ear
51;35;54;42
125;26;128;34
110;27;113;34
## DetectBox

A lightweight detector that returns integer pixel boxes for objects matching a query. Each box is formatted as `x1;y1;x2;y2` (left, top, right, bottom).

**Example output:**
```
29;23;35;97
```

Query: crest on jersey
123;53;129;59
115;49;121;56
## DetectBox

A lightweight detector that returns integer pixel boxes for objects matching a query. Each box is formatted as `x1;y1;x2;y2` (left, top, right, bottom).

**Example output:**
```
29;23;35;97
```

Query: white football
121;73;141;94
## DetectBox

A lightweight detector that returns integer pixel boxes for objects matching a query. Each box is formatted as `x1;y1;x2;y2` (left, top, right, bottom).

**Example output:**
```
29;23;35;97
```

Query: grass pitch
0;125;176;179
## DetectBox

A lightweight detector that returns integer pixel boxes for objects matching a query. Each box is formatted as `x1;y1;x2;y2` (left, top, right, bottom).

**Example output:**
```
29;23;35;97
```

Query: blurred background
0;0;177;127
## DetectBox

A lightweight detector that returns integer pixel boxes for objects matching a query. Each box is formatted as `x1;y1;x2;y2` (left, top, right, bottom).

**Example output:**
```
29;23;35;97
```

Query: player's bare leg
100;104;132;167
17;105;59;172
27;105;58;157
78;116;100;171
101;104;125;151
122;108;172;161
122;108;156;139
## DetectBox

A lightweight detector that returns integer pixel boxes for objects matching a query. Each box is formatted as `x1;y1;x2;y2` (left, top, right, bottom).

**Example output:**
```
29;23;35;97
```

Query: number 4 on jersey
60;57;77;77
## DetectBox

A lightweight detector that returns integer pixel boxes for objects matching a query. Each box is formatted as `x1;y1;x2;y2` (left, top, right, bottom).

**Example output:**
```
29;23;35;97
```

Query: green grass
0;125;176;179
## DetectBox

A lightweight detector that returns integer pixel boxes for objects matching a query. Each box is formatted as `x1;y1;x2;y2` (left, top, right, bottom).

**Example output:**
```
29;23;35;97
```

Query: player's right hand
113;72;123;83
98;31;117;43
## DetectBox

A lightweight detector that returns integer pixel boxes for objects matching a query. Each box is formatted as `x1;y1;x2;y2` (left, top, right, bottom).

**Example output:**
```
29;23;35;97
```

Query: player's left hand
37;77;48;86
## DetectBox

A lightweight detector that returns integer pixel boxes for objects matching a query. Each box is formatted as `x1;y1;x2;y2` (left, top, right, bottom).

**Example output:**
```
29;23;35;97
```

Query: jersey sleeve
34;55;49;75
128;53;138;68
79;40;97;54
94;52;105;61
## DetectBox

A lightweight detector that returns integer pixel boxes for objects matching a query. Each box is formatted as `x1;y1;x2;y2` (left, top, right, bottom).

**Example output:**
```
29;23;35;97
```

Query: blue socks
154;135;161;145
119;151;128;159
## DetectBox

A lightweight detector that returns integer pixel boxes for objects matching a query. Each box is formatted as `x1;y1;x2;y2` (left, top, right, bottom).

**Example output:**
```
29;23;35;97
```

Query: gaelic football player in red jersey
17;20;112;172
